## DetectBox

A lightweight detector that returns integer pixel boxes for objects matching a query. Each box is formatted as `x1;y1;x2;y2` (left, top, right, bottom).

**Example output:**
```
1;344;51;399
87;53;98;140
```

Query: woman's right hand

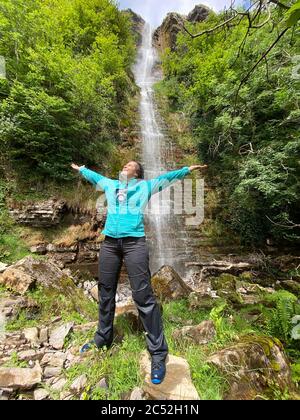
71;163;85;171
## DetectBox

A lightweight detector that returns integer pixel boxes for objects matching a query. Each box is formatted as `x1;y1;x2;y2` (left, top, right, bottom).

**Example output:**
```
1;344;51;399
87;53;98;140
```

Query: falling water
133;24;191;276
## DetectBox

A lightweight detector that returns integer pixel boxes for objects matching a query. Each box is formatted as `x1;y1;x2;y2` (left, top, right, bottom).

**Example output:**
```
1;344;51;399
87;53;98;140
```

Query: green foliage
159;6;300;246
265;290;300;344
286;0;300;27
3;351;28;368
0;0;136;182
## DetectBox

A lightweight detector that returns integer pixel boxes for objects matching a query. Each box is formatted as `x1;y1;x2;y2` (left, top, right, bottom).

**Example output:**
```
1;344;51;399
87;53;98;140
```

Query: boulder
140;351;200;400
172;320;216;345
0;256;77;294
0;362;42;390
207;335;292;400
0;268;35;295
151;265;192;302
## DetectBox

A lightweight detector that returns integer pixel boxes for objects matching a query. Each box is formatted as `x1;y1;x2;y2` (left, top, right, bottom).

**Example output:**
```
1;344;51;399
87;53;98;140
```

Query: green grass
5;286;98;332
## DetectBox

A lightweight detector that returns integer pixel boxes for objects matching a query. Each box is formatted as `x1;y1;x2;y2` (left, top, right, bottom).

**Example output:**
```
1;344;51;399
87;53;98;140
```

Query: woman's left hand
189;164;208;172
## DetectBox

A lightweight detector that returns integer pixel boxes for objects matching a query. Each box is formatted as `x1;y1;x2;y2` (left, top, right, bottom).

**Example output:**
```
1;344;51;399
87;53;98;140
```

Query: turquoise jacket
79;166;191;238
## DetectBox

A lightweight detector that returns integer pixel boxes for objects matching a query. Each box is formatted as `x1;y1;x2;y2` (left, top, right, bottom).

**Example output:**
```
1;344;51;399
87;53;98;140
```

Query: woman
71;161;207;384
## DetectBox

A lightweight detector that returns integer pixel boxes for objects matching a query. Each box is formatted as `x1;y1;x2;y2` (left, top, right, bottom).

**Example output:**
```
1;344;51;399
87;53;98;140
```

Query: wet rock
151;265;192;302
140;351;200;400
0;362;42;390
172;320;216;345
49;322;74;350
70;374;87;394
207;335;292;400
34;388;50;400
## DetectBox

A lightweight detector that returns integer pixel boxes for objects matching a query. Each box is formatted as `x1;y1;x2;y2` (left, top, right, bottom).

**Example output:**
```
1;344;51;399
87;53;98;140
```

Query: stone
0;296;40;320
34;388;50;400
51;378;67;392
24;327;40;347
39;327;49;344
0;362;42;390
40;352;66;368
30;245;47;254
49;323;74;350
0;268;35;295
188;291;216;310
140;351;200;400
129;387;145;400
172;320;216;345
8;198;66;227
115;303;143;332
207;335;292;400
97;377;108;389
90;285;99;302
0;262;8;273
18;349;45;362
43;366;62;379
70;374;87;394
151;265;192;302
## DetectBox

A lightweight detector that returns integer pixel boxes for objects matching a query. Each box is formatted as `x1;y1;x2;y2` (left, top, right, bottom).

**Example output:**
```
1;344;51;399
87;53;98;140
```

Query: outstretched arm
71;163;111;191
148;164;208;195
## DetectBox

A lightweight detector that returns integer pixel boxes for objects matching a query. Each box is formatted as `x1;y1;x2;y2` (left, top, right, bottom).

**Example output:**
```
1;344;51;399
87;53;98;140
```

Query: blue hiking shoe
151;359;167;385
80;340;97;354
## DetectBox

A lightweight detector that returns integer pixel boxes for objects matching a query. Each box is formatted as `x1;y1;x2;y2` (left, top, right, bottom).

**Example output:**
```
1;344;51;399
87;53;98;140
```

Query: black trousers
94;235;169;362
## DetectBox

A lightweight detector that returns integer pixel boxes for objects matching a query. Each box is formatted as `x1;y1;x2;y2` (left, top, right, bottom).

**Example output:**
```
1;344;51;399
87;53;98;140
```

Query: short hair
133;161;144;179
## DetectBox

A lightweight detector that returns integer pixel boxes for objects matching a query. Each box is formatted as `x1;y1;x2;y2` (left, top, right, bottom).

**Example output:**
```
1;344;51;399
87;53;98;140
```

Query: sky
117;0;238;27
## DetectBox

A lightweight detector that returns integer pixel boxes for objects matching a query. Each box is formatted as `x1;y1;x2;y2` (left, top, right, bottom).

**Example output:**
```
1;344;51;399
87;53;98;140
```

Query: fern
266;290;299;343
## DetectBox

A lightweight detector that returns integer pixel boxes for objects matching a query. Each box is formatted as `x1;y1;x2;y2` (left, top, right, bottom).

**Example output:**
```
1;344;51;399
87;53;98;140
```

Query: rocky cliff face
153;4;211;52
122;8;145;46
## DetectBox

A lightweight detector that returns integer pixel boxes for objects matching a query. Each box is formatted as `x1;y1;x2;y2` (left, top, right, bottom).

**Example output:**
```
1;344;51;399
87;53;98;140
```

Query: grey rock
49;323;73;350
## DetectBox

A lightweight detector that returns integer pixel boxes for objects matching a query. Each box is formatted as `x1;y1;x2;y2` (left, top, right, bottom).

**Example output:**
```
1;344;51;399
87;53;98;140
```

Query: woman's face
121;161;138;179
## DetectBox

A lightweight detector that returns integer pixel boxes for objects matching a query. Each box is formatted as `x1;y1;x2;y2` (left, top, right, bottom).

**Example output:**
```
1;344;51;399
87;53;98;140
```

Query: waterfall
133;24;191;277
